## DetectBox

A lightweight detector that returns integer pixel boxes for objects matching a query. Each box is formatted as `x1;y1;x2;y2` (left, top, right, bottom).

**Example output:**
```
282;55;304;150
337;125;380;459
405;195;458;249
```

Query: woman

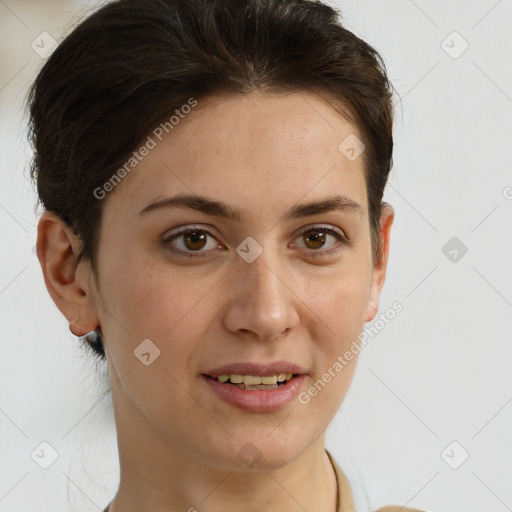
29;0;424;510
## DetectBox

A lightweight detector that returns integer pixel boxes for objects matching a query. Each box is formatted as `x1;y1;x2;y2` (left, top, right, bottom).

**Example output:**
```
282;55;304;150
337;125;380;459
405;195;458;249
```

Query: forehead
104;90;368;219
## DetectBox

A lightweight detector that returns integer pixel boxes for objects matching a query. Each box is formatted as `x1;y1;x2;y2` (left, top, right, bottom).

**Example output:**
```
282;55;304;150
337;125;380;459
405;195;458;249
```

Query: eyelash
162;224;352;259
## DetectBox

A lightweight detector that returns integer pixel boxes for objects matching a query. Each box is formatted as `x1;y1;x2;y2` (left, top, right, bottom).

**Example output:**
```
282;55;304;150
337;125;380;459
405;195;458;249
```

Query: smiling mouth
205;373;295;390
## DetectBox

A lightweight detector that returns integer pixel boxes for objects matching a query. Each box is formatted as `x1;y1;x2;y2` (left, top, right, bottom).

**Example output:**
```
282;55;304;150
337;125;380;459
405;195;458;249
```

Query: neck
107;404;338;512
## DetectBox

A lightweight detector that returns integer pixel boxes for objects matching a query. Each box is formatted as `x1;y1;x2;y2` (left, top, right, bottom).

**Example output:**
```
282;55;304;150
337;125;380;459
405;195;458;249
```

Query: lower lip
201;374;307;413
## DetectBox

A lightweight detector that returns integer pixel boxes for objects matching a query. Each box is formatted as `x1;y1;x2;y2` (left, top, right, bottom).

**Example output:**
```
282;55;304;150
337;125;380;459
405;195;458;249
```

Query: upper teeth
217;373;293;384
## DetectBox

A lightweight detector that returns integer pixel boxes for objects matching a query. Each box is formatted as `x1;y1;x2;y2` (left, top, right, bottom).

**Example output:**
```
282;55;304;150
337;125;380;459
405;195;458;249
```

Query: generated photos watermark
93;97;198;200
298;301;403;404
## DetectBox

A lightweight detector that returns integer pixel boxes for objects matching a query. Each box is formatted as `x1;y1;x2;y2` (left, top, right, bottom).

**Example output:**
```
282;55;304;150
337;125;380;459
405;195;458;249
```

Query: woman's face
47;91;393;470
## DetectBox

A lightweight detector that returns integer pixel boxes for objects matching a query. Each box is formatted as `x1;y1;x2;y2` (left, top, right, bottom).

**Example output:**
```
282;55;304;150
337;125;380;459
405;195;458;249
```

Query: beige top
102;451;426;512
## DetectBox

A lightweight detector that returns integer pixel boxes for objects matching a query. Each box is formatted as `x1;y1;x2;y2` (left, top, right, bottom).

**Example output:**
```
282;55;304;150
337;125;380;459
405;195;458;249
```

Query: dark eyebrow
138;193;363;221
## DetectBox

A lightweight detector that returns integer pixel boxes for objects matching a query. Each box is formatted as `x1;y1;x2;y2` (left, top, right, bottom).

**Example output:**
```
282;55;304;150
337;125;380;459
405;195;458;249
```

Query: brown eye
183;231;208;251
163;227;220;258
293;225;349;256
303;230;327;250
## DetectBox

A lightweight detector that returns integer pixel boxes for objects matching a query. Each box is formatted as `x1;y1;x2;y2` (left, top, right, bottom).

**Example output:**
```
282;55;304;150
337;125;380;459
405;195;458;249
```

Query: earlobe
364;202;394;323
36;211;100;336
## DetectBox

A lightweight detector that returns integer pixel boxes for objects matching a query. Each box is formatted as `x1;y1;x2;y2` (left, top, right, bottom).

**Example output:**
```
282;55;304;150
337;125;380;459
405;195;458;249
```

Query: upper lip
204;361;307;379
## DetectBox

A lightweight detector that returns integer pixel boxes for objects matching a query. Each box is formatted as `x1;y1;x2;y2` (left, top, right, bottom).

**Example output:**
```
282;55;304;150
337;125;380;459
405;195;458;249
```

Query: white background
1;1;511;511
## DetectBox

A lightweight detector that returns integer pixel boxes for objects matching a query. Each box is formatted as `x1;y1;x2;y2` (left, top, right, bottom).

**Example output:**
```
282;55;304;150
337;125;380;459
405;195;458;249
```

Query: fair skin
37;90;393;512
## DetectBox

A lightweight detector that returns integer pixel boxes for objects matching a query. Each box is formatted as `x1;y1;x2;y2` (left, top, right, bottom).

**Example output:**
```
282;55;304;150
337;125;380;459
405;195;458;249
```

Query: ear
36;211;100;336
364;202;394;323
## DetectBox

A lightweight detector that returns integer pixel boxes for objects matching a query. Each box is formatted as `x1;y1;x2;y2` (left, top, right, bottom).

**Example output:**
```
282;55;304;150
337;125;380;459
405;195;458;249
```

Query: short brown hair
27;0;394;359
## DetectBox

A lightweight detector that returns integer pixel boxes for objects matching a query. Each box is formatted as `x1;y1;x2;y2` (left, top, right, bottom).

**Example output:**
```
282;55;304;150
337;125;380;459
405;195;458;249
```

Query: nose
222;249;300;342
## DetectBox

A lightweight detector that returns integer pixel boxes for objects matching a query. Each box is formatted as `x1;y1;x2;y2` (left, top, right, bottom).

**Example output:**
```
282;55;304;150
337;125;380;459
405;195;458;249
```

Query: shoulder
374;506;427;511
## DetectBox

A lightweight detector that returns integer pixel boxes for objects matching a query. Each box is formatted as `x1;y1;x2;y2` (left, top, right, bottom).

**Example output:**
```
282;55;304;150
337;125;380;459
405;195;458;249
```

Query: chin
209;432;311;472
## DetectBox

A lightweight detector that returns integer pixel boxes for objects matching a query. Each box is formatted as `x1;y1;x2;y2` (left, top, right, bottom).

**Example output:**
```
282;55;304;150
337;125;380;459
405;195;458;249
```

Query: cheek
302;259;372;401
306;262;372;341
101;257;221;366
